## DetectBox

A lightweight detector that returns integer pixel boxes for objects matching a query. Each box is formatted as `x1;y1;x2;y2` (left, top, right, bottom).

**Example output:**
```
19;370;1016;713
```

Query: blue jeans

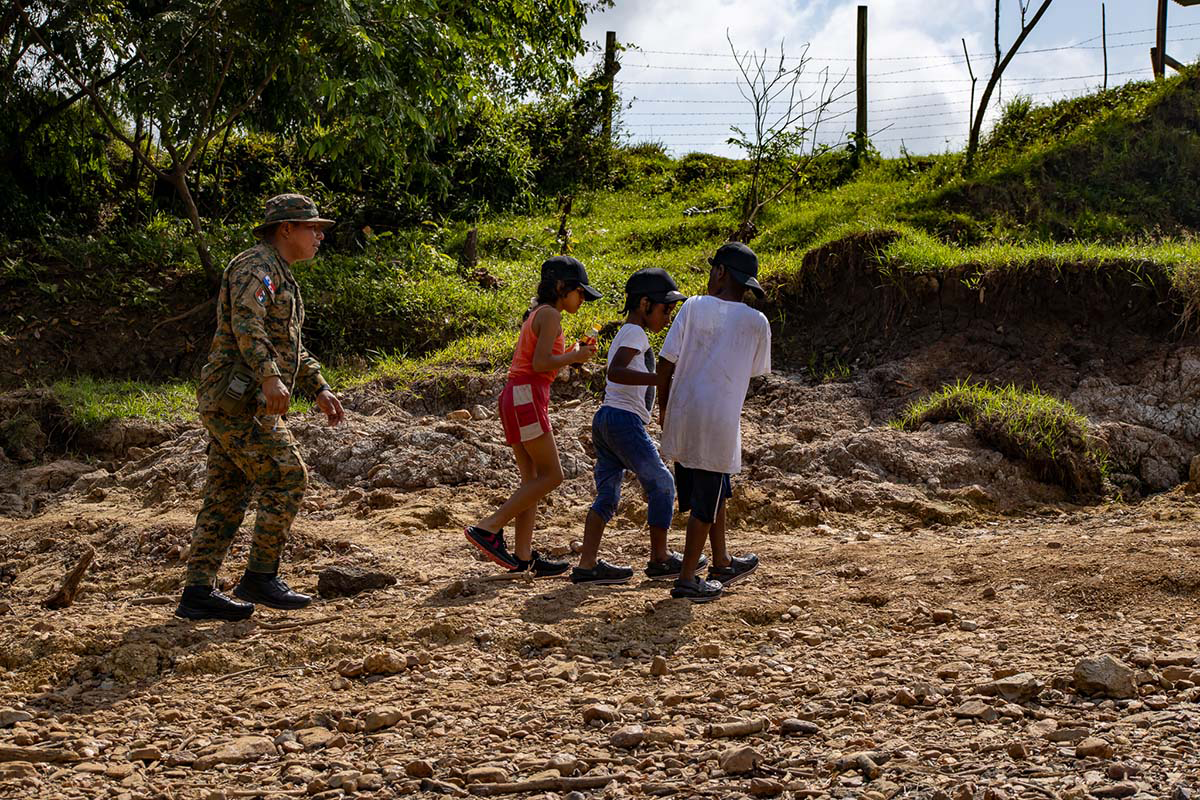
590;406;675;530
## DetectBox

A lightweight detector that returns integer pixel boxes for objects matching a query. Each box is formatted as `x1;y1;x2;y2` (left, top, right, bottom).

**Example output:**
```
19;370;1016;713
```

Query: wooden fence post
602;31;619;144
854;5;868;165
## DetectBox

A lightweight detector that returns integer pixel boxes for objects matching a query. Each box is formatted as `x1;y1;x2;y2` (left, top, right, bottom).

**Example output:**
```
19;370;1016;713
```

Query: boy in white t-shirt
657;242;772;603
572;269;709;585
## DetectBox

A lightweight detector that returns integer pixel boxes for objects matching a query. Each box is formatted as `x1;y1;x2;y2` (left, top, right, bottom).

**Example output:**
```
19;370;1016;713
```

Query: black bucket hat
708;242;765;299
622;267;686;312
542;255;602;301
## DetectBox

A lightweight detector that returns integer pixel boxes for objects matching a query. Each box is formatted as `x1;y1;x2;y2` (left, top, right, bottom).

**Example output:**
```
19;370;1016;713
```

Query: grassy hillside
9;71;1200;425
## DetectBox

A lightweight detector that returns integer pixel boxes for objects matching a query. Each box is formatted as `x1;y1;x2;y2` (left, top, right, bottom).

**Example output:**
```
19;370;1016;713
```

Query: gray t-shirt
601;323;655;424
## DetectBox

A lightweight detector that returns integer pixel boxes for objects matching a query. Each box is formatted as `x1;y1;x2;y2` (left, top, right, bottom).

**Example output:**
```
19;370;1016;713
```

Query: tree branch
967;0;1054;172
15;3;170;181
17;56;138;143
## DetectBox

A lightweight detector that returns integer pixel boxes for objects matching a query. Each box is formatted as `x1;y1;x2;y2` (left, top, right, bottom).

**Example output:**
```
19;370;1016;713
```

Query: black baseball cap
622;268;687;312
708;242;765;299
541;255;602;301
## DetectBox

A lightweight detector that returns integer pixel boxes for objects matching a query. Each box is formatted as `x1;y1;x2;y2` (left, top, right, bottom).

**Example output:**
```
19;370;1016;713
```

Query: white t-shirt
659;295;771;474
602;323;655;424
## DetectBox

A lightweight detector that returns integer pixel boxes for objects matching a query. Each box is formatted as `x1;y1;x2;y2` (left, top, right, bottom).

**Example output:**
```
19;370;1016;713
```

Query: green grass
892;380;1107;496
29;72;1200;416
49;376;321;429
52;377;199;429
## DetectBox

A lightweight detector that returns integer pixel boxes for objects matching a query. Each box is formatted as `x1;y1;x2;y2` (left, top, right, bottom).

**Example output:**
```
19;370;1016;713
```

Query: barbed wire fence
599;20;1200;156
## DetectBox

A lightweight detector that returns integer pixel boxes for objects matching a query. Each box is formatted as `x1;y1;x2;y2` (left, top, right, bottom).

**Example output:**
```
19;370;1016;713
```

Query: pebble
749;777;784;796
464;766;508;783
0;709;33;728
405;759;434;778
780;718;820;735
650;655;669;676
719;745;760;774
1074;654;1137;699
609;724;644;749
582;704;618;724
1076;736;1115;759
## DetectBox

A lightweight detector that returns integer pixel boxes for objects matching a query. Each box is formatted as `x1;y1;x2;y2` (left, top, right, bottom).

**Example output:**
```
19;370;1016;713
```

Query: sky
578;0;1200;157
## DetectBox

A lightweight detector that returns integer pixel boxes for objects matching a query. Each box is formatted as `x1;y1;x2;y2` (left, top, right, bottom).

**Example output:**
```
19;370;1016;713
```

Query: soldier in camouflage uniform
176;194;345;621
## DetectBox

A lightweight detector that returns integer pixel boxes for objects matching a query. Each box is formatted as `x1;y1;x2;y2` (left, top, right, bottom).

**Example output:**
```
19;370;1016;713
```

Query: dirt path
2;382;1200;799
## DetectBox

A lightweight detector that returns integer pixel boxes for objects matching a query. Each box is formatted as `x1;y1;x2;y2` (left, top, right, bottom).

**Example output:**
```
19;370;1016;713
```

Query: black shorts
674;463;732;524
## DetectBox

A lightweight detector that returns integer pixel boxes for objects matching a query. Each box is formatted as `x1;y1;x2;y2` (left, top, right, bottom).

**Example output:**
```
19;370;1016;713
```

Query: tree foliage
3;0;611;277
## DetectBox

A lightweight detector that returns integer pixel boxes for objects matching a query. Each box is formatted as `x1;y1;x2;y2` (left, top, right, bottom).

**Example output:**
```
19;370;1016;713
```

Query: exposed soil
3;238;1200;798
2;356;1200;799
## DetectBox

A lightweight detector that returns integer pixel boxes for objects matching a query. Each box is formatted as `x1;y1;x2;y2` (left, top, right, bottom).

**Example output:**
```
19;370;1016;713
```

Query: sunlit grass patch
52;377;198;429
892;380;1106;495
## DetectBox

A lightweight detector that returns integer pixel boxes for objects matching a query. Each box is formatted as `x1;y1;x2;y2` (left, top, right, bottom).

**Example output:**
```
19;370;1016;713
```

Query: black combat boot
174;585;255;621
233;571;312;610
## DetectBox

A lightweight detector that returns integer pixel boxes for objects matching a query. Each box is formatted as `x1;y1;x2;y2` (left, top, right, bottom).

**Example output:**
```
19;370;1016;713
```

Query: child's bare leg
476;433;562;545
578;510;607;570
707;501;730;568
679;516;711;577
649;525;670;564
513;504;539;562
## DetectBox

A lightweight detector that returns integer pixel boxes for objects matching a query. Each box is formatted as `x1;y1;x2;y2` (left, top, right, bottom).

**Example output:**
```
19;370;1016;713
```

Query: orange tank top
509;305;566;384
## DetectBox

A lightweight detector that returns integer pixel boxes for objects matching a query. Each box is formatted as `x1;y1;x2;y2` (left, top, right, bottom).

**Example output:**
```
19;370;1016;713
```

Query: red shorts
499;378;552;445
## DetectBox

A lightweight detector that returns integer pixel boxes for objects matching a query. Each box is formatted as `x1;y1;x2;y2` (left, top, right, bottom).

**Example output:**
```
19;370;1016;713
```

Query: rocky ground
2;367;1200;800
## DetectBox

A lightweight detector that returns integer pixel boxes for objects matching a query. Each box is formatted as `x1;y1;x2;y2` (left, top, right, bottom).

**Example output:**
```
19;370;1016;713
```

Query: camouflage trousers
184;410;308;586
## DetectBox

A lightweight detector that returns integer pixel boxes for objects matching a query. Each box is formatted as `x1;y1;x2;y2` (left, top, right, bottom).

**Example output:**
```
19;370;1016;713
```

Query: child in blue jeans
571;269;707;585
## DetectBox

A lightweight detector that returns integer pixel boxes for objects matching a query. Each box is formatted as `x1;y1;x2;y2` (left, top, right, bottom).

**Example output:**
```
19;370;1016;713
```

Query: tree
14;0;610;280
726;33;847;243
965;0;1055;174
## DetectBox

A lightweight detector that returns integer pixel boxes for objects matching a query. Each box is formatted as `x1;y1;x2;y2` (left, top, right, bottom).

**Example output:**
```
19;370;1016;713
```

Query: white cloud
582;0;1145;156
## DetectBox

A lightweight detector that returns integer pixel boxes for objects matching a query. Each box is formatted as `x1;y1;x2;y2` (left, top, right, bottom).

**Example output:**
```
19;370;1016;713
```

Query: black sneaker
465;526;519;569
175;586;254;621
645;551;709;580
707;554;759;586
571;560;634;585
510;551;570;578
670;576;724;603
233;571;312;610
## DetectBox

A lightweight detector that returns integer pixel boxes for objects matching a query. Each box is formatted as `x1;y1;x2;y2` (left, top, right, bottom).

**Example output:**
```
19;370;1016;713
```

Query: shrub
292;232;517;359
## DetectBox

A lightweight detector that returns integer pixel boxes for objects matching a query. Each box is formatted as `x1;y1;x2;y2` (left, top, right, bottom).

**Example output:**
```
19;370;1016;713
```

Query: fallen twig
42;546;95;609
127;594;175;606
149;297;216;334
706;717;769;738
1010;781;1056;799
184;787;305;798
255;615;339;632
0;745;79;763
476;571;534;584
468;773;626;796
214;664;275;684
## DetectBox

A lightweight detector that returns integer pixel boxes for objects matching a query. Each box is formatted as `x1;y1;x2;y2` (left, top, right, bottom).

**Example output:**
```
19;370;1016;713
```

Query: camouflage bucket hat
252;193;335;237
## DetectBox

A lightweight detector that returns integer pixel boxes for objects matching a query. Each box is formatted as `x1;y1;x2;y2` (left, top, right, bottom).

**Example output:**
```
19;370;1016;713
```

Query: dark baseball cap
708;242;765;299
623;268;686;312
541;255;602;301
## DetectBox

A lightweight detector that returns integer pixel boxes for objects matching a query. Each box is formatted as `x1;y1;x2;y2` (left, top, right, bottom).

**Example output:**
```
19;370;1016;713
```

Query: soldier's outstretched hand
316;389;345;427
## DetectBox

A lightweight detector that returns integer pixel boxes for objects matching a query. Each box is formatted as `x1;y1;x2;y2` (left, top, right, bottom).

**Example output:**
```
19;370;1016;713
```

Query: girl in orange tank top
465;256;602;576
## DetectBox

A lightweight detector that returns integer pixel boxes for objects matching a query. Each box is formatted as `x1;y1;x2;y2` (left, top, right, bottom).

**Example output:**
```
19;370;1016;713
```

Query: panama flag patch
255;287;267;305
262;274;275;295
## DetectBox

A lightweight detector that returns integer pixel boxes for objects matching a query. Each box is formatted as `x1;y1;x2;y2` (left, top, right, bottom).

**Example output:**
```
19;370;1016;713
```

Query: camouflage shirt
197;241;325;416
